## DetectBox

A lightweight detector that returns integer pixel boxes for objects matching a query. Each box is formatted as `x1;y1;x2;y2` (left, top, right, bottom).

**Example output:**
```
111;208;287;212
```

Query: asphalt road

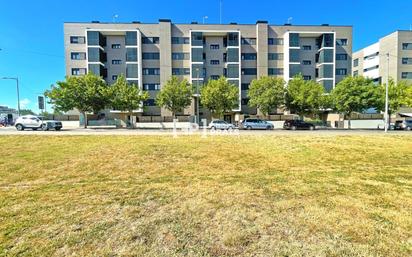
1;126;411;136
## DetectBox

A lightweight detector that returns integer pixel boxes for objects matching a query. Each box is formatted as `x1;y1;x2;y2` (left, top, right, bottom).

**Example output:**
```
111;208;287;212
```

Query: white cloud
20;98;30;109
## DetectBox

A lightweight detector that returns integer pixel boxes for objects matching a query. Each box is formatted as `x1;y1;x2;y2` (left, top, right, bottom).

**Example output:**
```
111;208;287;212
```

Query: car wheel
266;126;272;130
210;126;216;131
247;126;252;130
55;127;61;131
309;126;314;131
16;124;24;131
406;127;411;131
291;126;297;131
32;128;38;131
41;124;49;131
227;126;233;131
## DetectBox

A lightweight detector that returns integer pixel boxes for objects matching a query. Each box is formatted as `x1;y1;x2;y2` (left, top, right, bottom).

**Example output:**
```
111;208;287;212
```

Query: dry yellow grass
0;135;411;256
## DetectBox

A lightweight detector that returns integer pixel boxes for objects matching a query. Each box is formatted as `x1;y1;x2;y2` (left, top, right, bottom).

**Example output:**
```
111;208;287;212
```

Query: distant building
0;105;18;123
352;30;412;84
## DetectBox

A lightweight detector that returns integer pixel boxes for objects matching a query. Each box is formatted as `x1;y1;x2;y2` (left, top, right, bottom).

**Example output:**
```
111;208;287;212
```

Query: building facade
352;30;412;84
64;20;352;121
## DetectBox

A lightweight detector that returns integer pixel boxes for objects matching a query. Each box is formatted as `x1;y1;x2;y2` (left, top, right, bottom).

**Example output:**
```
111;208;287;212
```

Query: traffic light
38;96;45;110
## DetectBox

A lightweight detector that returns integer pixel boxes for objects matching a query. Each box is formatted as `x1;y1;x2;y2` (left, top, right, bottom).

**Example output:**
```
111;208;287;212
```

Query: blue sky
1;0;412;112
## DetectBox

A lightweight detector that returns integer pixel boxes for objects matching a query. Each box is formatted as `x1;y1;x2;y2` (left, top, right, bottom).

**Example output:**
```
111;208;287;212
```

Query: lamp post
195;68;200;125
384;53;389;133
1;77;20;116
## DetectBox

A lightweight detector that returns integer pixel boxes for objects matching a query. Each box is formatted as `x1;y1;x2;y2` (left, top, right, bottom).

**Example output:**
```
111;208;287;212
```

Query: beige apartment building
64;20;352;123
352;30;412;84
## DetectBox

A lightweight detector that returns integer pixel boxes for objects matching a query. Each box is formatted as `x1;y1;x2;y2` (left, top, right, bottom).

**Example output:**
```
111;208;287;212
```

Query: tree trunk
347;113;351;130
129;111;134;129
83;112;88;128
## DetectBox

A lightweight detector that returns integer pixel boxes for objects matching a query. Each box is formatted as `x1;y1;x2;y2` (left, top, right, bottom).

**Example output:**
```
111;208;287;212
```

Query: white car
208;120;235;130
14;115;62;131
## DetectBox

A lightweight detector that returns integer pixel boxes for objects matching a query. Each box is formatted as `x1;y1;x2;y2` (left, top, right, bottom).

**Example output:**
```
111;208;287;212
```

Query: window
402;58;412;64
111;44;121;49
191;48;203;62
363;65;379;72
227;64;239;78
241;68;257;75
241;83;249;90
171;37;190;44
353;70;359;76
143;99;156;106
303;75;312;80
353;58;359;67
336;54;348;60
143;84;161;91
172;52;189;60
210;44;220;50
210;60;220;65
172;68;190;75
112;75;118;80
142;68;160;75
403;43;412;50
142;52;160;60
268;53;283;60
227;48;239;62
71;68;87;75
303;45;312;50
241;98;249;105
241;53;257;60
289;33;300;47
289;49;300;63
268;68;283;75
336;39;348;46
112;60;122;65
71;52;86;60
228;32;239;46
142;37;160;44
70;36;85;44
302;60;311;65
401;72;412;79
126;64;139;78
125;31;137;45
268;38;283;45
126;48;137;62
364;52;379;60
241;38;256;45
210;75;220;80
336;68;347;75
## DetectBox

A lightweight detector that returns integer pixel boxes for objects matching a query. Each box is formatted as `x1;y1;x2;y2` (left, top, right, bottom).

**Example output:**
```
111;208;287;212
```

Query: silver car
208;120;235;130
240;118;274;130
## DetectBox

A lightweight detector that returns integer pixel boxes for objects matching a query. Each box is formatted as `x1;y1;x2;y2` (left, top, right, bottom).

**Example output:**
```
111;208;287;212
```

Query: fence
137;116;190;123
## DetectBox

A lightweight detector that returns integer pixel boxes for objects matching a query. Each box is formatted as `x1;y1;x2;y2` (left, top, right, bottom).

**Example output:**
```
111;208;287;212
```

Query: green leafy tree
156;76;193;118
331;76;379;129
248;76;285;116
200;76;239;118
109;74;149;127
285;75;328;118
45;73;110;128
376;79;410;116
19;109;36;115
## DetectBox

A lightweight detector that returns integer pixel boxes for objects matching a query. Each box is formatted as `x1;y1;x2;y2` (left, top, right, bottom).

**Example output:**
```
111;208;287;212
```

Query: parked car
208;120;235;130
394;120;412;130
14;115;63;131
240;118;274;130
283;120;315;130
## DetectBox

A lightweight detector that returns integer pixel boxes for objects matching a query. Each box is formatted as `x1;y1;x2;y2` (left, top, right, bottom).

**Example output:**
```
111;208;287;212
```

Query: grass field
0;135;411;256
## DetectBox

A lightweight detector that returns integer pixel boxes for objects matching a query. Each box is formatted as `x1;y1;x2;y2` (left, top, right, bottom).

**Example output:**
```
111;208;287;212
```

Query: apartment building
352;30;412;84
64;20;352;122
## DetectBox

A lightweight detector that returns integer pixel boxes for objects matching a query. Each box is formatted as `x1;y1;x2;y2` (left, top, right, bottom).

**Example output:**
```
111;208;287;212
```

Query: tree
376;78;410;116
285;75;328;118
331;76;379;129
248;76;285;116
109;74;149;127
19;109;36;115
156;76;193;118
200;76;239;118
45;73;110;128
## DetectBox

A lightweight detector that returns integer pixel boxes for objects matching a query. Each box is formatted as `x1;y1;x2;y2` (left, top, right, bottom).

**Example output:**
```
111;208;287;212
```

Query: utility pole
219;0;222;24
1;77;20;116
195;68;200;125
384;53;389;133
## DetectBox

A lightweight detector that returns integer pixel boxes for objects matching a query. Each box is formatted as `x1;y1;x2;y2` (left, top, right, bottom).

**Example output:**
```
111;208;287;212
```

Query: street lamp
195;68;200;125
1;77;20;116
384;53;389;133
